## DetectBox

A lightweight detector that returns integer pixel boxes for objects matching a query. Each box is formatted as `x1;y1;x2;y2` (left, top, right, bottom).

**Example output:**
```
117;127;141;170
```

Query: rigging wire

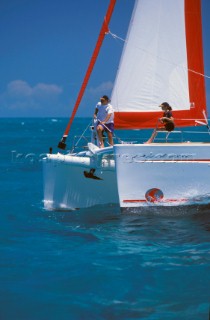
71;119;93;153
108;30;210;80
74;120;93;147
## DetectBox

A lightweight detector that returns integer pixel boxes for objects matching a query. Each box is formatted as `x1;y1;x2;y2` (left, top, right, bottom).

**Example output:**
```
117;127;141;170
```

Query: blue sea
0;118;209;320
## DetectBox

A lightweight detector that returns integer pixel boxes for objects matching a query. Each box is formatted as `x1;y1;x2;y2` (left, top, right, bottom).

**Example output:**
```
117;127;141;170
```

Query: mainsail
112;0;206;129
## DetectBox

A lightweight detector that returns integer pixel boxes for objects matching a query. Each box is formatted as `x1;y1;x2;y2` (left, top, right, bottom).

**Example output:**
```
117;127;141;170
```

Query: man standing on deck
93;95;114;148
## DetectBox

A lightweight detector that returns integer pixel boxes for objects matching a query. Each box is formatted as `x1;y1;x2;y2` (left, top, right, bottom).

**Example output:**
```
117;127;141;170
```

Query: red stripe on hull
123;198;189;203
138;159;210;163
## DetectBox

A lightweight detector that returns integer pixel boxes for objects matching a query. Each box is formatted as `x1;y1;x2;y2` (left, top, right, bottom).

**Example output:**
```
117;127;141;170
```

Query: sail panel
112;0;206;129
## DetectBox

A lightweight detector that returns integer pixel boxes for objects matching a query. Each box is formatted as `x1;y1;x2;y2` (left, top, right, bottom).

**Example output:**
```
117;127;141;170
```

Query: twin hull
43;144;210;211
43;152;118;210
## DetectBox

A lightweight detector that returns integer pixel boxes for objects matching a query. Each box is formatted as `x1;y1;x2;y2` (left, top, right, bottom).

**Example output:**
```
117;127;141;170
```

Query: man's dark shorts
98;122;114;133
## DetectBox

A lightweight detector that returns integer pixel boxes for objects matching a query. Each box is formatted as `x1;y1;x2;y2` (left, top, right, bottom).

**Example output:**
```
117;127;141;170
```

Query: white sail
111;0;190;112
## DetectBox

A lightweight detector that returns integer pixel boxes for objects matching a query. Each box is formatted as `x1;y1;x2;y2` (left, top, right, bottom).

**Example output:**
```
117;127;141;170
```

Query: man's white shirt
96;102;114;124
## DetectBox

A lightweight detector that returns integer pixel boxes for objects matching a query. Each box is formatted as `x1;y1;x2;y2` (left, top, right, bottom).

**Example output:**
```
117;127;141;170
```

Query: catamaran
43;0;210;212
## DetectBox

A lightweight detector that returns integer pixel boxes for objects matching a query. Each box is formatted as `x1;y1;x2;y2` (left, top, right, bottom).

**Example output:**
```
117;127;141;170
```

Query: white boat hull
43;151;118;210
114;143;210;211
43;143;210;212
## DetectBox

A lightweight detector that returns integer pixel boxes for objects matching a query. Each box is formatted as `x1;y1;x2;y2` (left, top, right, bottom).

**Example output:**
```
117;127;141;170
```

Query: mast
58;0;116;150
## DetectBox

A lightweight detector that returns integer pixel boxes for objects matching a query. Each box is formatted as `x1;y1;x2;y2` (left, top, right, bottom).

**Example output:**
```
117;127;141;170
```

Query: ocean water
0;117;209;320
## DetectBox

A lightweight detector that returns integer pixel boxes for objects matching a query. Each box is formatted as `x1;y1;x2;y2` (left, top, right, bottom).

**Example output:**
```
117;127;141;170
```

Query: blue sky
0;0;210;118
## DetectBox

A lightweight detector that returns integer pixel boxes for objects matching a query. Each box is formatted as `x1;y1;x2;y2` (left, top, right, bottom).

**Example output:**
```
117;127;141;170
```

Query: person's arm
160;111;174;122
101;104;114;124
94;108;98;119
101;113;112;124
161;116;174;123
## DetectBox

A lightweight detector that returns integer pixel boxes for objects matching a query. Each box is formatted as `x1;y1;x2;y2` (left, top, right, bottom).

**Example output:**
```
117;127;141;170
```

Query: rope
108;31;126;43
188;69;210;79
